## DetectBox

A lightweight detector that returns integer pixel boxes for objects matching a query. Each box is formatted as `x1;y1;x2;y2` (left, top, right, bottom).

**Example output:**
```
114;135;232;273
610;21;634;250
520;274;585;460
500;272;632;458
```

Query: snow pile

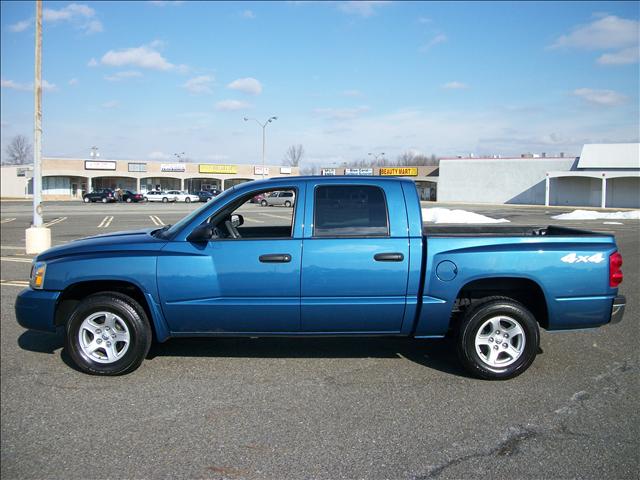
551;210;640;221
422;208;510;224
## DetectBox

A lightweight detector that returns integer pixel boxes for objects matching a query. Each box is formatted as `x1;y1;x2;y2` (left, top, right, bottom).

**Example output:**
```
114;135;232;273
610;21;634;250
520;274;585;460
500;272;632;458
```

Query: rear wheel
284;200;292;207
65;293;152;375
126;197;132;203
101;197;108;203
162;197;168;203
185;197;191;203
456;297;539;380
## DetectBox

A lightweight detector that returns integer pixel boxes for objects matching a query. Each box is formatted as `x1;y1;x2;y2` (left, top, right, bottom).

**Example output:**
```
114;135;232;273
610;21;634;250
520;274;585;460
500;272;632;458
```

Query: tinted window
314;185;388;237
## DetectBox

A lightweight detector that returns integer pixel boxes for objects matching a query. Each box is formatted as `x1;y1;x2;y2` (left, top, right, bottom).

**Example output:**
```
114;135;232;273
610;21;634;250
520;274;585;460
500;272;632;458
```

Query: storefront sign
161;163;186;173
379;167;418;176
85;161;116;171
17;167;33;177
321;168;336;176
280;167;292;174
345;168;373;176
128;162;147;172
254;166;270;175
199;164;237;174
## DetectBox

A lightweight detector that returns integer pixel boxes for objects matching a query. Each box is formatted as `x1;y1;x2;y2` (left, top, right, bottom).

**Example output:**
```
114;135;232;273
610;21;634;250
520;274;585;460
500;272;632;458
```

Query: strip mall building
0;158;299;200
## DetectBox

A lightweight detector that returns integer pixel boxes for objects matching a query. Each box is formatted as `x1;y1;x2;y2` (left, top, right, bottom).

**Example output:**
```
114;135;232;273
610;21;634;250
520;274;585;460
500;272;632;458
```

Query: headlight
30;261;46;289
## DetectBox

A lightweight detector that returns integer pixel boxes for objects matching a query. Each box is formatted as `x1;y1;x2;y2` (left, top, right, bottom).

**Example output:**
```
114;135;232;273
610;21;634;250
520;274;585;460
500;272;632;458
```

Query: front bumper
15;288;60;332
610;295;626;325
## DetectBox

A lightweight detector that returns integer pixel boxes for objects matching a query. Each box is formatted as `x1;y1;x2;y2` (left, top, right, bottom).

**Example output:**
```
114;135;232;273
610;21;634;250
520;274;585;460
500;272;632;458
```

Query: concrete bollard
25;226;51;255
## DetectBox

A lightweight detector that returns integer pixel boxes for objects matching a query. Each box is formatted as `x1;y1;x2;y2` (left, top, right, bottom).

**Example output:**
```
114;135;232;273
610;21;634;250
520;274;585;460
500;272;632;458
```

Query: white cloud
314;106;370;120
1;78;56;91
227;77;262;95
552;15;639;50
417;16;431;24
241;10;256;19
104;71;143;82
442;81;469;90
420;33;447;52
148;151;172;160
9;19;32;32
83;20;104;34
101;100;120;109
597;46;640;65
43;3;94;22
68;78;79;86
215;100;251;111
342;89;363;97
337;1;390;18
183;75;214;94
573;88;627;106
99;44;183;71
87;58;98;67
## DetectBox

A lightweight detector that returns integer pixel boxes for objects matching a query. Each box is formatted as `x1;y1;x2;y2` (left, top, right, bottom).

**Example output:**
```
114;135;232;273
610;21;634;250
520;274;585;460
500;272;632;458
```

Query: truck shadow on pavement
18;331;471;378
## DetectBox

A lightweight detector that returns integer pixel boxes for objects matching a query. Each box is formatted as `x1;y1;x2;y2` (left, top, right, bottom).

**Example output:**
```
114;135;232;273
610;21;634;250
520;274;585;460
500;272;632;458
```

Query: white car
144;191;177;203
167;190;200;203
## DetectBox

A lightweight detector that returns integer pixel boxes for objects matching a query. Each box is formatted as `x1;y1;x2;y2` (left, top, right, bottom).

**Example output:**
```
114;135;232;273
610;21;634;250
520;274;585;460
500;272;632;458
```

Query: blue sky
1;1;638;166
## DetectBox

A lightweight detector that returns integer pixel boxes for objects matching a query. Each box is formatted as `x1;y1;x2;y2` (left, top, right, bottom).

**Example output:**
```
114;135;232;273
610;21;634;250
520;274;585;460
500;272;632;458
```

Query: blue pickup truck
16;177;625;379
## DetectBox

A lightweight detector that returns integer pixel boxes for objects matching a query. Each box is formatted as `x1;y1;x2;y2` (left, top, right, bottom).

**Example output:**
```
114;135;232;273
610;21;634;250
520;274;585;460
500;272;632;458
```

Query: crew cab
16;177;625;378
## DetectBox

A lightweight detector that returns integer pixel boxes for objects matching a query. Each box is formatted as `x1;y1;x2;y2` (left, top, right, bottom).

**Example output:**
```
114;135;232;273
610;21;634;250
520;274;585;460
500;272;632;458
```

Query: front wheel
284;200;292;207
456;297;539;380
126;197;132;203
185;197;191;203
65;293;152;375
83;197;90;203
101;197;108;203
162;197;168;203
260;200;267;207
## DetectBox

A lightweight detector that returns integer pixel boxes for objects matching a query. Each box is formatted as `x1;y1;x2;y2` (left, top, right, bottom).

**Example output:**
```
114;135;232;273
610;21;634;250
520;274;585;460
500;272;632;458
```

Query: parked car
16;177;626;378
166;190;200;203
144;191;176;203
250;193;266;204
195;191;215;202
82;189;116;203
121;190;145;203
260;190;295;207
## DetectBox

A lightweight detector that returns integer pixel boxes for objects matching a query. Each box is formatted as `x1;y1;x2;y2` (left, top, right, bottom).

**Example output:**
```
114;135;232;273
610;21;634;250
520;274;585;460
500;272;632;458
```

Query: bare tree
284;144;304;167
4;135;32;165
300;164;318;176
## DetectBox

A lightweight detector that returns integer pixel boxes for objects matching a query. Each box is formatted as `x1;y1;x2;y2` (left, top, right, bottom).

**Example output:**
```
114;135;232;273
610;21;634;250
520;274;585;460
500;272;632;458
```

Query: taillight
609;251;623;288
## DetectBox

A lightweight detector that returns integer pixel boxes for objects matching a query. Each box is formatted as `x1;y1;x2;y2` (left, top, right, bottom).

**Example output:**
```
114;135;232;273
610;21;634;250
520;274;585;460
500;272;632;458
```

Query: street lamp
174;152;185;162
368;152;385;163
90;146;100;159
244;116;277;178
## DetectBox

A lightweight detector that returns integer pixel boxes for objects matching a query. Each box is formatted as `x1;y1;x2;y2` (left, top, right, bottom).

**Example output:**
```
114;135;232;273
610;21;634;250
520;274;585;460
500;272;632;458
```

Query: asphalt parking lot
1;200;638;479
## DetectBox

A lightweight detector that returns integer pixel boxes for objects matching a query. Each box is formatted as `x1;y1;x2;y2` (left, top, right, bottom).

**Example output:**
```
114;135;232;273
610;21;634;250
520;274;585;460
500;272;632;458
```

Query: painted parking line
97;216;114;228
43;216;67;227
244;217;265;224
261;213;292;220
0;218;16;224
0;245;26;250
0;279;29;288
1;256;33;263
149;215;164;226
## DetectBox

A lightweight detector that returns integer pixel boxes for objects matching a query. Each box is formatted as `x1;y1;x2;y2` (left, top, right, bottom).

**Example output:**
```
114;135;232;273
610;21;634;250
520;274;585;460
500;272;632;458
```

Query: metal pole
261;124;266;179
32;0;43;227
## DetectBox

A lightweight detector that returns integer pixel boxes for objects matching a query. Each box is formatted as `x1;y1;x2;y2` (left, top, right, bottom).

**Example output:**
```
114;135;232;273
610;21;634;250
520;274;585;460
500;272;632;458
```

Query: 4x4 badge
561;252;605;264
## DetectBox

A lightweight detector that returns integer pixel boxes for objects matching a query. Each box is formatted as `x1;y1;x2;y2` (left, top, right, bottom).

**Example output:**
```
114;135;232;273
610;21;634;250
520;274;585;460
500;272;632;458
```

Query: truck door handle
374;252;404;262
259;254;292;263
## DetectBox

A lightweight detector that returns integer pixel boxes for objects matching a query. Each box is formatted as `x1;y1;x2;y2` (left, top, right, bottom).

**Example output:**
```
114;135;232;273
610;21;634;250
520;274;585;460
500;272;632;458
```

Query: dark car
83;189;116;203
121;190;145;203
195;191;215;202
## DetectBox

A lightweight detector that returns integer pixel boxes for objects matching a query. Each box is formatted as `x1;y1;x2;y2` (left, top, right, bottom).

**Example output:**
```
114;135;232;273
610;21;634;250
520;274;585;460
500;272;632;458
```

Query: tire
185;197;191;203
83;197;90;203
65;292;152;376
261;200;267;207
162;197;168;203
456;297;539;380
126;197;132;203
102;197;108;203
143;197;148;202
284;201;292;207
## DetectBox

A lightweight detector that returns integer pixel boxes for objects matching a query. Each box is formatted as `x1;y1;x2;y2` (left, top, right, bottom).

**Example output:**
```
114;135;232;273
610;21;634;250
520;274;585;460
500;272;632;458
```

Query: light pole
174;152;185;162
368;152;385;164
244;116;277;178
90;146;100;160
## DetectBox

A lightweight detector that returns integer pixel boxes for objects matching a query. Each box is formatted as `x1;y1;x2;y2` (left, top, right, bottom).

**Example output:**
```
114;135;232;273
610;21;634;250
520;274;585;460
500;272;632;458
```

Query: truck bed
423;225;613;237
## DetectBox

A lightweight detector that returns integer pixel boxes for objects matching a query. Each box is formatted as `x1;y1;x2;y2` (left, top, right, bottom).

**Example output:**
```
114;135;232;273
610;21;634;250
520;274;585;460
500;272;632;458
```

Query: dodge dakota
16;176;626;379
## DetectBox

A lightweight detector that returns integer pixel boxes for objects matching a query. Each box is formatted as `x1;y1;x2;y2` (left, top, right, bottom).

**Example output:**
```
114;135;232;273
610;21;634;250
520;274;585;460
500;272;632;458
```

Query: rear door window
313;185;389;237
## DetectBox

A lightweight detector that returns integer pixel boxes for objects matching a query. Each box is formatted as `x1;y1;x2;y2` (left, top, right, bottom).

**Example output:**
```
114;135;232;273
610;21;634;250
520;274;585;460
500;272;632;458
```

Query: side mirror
231;214;244;227
187;224;213;243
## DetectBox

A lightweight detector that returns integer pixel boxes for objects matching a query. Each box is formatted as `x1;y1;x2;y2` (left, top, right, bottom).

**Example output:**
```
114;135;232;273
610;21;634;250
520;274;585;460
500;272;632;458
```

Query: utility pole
244;116;277;178
26;0;51;254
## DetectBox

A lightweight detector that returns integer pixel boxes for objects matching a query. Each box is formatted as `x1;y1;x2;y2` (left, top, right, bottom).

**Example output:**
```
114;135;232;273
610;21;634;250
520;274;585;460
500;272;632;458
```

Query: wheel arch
55;280;164;341
454;277;549;329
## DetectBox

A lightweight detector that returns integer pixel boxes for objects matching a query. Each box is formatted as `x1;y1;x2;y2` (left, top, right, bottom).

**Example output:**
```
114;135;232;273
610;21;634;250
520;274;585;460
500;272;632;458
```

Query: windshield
158;187;235;239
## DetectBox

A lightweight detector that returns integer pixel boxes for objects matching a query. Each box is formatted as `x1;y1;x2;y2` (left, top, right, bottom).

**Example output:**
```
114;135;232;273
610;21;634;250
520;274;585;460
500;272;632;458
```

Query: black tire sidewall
65;294;152;375
458;300;539;380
